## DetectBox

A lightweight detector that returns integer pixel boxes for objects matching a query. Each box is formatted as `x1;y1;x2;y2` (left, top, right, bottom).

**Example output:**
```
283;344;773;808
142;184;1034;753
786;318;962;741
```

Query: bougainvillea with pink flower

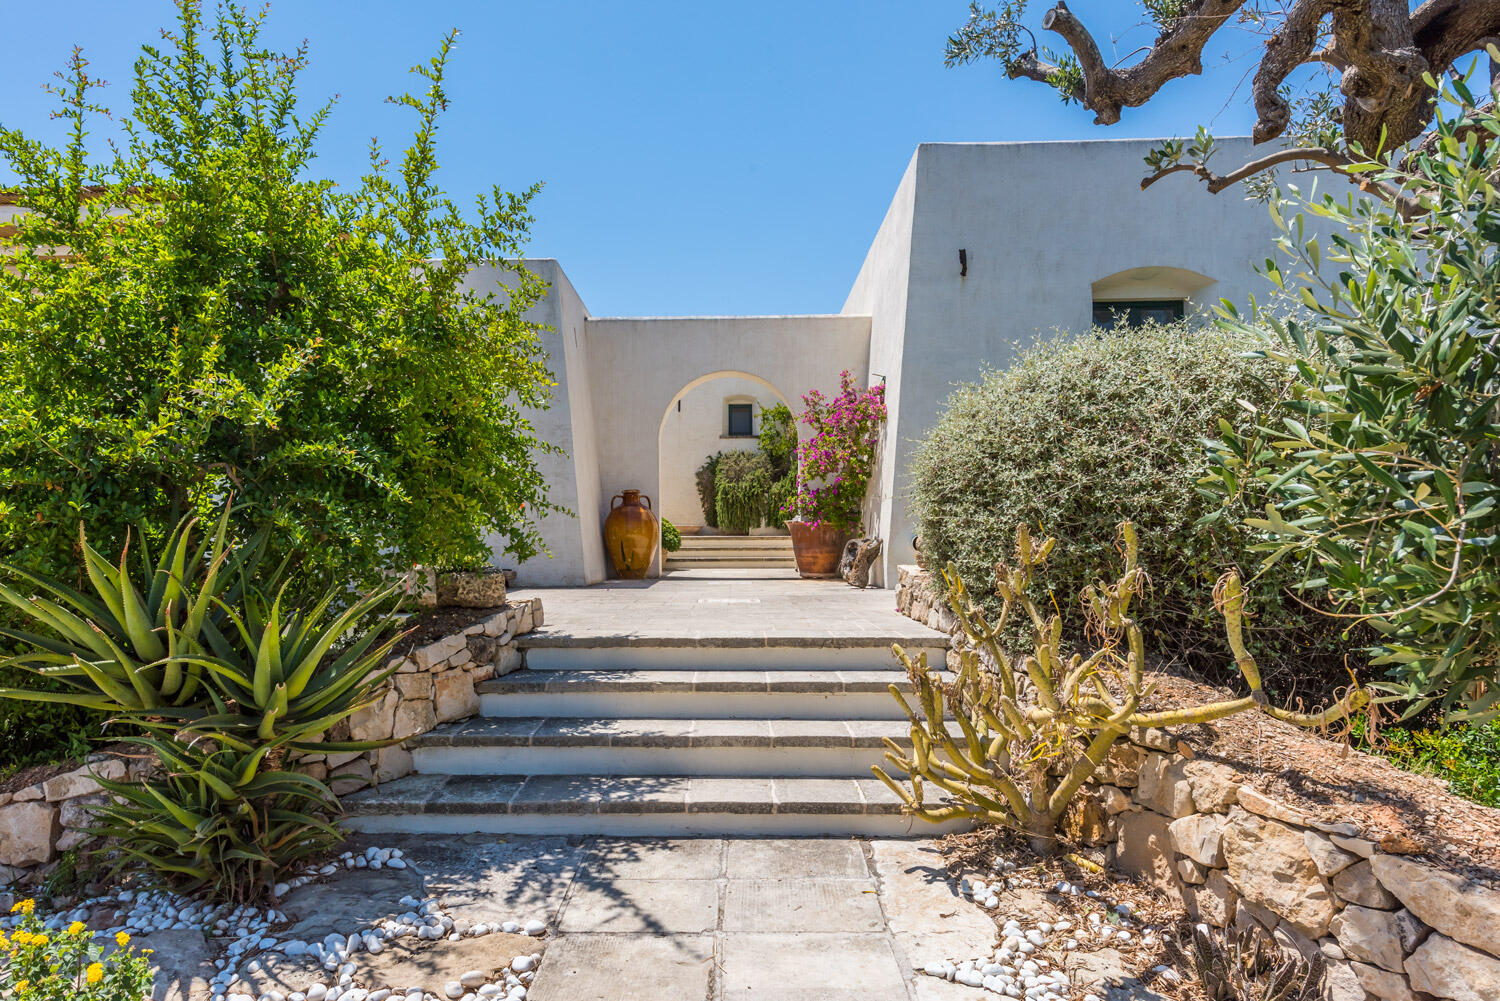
782;371;887;533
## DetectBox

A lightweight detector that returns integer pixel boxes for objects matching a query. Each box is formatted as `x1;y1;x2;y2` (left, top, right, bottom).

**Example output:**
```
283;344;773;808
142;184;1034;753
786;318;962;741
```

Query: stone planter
435;566;508;608
787;520;848;578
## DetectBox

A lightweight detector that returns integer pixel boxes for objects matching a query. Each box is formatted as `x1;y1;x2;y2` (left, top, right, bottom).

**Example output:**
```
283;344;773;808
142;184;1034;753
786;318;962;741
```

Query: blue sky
2;1;1287;315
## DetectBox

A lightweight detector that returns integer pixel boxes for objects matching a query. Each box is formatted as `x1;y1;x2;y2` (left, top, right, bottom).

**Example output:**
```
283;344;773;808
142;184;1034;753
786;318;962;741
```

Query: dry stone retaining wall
0;597;541;887
895;565;1499;1001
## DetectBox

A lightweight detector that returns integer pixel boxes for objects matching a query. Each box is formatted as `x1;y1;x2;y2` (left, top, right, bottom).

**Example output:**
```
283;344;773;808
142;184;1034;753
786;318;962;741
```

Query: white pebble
444;984;465;1000
522;920;546;936
460;972;486;989
511;956;535;974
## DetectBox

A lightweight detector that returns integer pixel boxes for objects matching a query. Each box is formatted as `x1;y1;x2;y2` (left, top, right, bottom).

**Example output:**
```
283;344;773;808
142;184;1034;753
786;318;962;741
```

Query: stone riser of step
346;811;964;837
521;645;947;672
664;559;797;569
413;744;895;778
476;669;917;720
480;690;906;720
676;536;793;547
343;773;969;838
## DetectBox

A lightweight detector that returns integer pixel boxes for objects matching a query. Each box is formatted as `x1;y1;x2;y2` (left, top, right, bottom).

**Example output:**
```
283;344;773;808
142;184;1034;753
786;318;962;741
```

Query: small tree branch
1140;145;1410;207
1040;0;1247;125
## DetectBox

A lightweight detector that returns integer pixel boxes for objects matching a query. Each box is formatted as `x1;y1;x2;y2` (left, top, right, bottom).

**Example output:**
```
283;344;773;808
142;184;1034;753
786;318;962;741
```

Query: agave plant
91;735;349;903
0;504;408;902
1163;922;1326;1001
0;506;256;716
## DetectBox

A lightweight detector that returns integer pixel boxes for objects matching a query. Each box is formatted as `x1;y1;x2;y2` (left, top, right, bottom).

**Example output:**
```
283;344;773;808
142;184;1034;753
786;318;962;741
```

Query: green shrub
766;472;796;532
758;403;797;479
661;518;682;553
714;451;774;534
1357;717;1500;809
1203;72;1500;720
2;900;154;1000
909;320;1350;685
695;454;722;528
0;4;555;604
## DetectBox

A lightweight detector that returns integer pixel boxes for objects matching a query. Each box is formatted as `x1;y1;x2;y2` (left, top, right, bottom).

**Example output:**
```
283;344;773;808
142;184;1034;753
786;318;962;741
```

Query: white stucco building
484;137;1289;588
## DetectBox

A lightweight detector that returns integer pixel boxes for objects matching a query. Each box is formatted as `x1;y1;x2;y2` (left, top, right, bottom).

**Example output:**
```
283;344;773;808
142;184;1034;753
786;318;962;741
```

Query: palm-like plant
0;505;407;901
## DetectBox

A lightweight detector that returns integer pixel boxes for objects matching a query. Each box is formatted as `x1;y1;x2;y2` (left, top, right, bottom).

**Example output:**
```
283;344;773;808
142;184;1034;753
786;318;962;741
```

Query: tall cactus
874;522;1369;854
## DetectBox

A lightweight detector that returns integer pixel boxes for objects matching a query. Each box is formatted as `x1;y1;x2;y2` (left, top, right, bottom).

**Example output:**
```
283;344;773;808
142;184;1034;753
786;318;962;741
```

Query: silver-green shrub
908;320;1351;683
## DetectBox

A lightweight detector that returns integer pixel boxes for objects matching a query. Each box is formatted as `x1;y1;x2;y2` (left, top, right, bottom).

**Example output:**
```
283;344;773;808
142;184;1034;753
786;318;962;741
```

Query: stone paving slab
579;837;723;880
720;932;911;1001
558;877;720;934
723;878;887;932
527;933;714;1001
510;577;946;647
724;838;867;878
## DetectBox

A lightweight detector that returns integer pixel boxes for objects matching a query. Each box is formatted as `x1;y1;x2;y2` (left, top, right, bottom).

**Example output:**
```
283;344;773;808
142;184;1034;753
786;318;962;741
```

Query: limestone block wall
0;597;542;886
893;565;1500;1001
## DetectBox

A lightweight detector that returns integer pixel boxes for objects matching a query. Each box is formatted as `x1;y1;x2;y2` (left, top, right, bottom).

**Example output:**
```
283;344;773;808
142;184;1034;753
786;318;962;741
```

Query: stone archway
655;370;795;536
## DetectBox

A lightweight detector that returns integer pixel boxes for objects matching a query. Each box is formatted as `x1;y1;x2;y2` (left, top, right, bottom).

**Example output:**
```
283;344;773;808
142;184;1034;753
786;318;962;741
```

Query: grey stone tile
725;839;868;879
773;778;864;814
855;777;909;814
845;719;908;747
769;719;852;747
837;670;909;690
693;670;770;691
593;775;689;813
527;933;714;1001
580;838;722;880
719;932;909;1000
340;774;441;815
723;878;887;932
690;719;772;747
558;878;719;934
445;717;543;746
427;775;525;815
763;671;845;692
509;775;602;814
687;777;775;814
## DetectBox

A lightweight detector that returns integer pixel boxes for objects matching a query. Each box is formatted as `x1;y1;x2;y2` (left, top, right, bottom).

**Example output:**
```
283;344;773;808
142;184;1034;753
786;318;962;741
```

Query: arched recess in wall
655;370;794;533
1091;265;1217;301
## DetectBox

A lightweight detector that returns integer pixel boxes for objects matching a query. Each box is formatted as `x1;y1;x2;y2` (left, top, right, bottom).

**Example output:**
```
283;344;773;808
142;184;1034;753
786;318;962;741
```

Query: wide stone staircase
344;630;963;837
663;534;796;572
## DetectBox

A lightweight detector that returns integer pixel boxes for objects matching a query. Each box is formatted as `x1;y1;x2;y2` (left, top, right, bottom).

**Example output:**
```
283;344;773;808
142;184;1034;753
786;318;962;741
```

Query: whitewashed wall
845;138;1292;585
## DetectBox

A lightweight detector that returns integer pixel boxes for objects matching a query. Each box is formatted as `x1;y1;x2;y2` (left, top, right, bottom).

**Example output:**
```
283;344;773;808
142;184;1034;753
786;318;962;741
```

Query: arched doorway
656;370;796;575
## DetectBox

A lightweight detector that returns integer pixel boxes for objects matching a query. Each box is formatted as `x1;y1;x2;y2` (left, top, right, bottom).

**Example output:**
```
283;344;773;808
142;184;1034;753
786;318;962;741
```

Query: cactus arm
1128;696;1259;728
1264;686;1370;727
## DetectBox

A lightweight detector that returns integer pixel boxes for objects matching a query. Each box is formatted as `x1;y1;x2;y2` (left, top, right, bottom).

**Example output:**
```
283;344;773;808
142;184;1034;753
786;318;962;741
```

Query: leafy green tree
1202;72;1500;721
0;1;556;600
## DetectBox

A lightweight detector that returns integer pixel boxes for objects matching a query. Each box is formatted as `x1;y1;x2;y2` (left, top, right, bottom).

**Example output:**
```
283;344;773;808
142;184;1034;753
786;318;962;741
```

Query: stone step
520;641;946;673
676;536;793;549
663;555;797;569
408;716;937;777
476;669;914;719
342;773;968;837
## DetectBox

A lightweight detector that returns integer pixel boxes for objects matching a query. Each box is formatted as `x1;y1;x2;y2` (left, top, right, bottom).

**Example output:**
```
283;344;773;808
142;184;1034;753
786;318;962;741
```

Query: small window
1092;299;1185;331
726;403;754;437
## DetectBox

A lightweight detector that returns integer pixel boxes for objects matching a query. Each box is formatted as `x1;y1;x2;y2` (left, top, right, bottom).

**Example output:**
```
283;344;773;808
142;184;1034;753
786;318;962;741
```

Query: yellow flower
14;980;28;992
115;931;131;948
86;962;104;984
10;898;34;915
68;921;87;935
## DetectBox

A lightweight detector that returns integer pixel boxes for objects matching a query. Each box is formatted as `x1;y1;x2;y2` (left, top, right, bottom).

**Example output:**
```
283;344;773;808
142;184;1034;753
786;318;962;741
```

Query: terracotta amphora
605;490;660;579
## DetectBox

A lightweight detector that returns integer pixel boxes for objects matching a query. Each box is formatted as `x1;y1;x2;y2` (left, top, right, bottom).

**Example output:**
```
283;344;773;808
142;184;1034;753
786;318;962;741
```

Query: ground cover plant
0;506;403;902
876;523;1367;854
0;0;553;772
0;900;153;1001
1202;69;1500;720
909;320;1349;685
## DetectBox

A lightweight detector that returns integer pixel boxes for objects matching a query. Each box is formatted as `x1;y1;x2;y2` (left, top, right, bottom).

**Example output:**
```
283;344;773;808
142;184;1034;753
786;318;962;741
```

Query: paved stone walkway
510;576;944;646
349;834;995;1001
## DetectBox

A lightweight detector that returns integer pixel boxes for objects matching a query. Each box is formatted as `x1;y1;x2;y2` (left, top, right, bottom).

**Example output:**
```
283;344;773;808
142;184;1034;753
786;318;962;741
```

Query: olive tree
946;1;1500;201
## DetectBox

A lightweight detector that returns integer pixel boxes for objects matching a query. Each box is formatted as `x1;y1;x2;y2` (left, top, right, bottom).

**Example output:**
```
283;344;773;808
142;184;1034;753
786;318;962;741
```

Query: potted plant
782;371;887;578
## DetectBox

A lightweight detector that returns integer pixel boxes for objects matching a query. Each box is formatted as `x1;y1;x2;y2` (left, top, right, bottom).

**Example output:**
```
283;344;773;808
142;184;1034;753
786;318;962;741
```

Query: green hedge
909;320;1353;687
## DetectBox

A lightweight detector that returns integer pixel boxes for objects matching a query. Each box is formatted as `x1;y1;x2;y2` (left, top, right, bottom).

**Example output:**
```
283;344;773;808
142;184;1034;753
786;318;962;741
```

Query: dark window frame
726;402;755;437
1092;299;1186;331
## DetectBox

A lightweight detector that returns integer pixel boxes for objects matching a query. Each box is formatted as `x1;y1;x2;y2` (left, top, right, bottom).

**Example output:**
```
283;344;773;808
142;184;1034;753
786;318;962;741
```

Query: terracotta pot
604;489;660;579
787;520;849;579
